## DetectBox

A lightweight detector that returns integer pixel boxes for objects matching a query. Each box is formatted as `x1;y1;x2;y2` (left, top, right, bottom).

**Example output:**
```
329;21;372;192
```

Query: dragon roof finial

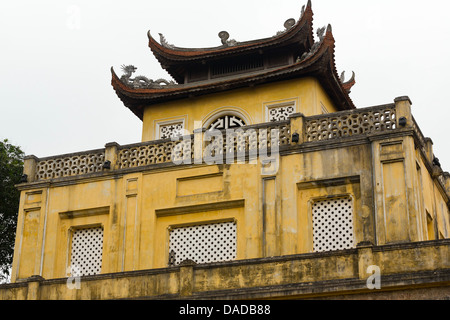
218;31;238;47
119;65;176;89
159;33;175;49
340;71;356;94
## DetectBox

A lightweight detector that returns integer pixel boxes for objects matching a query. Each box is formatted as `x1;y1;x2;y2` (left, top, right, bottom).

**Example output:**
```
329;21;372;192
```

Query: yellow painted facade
142;77;337;141
2;240;449;300
9;92;450;285
3;2;450;300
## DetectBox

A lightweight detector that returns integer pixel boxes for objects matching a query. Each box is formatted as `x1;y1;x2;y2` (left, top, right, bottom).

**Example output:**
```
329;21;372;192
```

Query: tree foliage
0;139;24;283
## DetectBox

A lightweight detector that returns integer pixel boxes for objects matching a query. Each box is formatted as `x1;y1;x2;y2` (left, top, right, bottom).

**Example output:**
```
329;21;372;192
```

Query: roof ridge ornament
218;31;238;47
301;4;306;19
159;33;175;49
317;26;326;41
340;71;356;94
274;2;308;37
275;18;297;36
119;65;176;89
298;25;326;61
284;18;296;30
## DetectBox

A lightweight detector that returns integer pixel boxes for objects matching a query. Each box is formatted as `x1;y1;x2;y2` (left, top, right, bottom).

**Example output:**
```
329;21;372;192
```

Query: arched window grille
207;114;246;130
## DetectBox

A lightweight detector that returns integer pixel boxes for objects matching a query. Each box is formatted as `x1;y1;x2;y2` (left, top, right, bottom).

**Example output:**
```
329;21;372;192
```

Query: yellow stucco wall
141;77;337;141
9;80;450;291
12;136;449;283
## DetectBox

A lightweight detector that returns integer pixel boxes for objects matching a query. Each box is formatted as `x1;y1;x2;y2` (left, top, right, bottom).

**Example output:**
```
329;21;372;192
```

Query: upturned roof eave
148;1;314;65
111;27;355;121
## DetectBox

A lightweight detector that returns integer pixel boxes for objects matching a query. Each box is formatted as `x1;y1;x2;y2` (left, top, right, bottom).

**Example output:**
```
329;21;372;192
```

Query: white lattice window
159;122;184;139
312;197;354;252
267;102;296;122
70;227;104;276
168;221;237;266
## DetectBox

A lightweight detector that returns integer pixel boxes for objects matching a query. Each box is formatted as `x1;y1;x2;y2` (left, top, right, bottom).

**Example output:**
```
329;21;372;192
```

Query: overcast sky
1;0;449;172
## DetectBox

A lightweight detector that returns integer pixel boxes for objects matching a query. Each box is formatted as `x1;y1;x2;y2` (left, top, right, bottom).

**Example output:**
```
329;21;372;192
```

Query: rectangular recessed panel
312;197;354;252
169;221;236;266
382;161;409;243
70;227;104;276
177;174;223;197
25;191;42;206
18;210;40;279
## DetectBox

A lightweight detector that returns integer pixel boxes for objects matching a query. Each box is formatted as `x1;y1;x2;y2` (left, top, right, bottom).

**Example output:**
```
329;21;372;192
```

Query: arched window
207;114;246;130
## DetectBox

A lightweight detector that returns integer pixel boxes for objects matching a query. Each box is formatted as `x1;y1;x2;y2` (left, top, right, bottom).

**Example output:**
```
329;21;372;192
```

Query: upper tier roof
147;1;315;83
111;20;356;121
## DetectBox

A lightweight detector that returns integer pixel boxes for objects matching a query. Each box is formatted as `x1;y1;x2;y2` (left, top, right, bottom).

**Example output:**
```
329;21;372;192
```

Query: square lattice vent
70;226;104;276
169;221;237;266
312;197;355;252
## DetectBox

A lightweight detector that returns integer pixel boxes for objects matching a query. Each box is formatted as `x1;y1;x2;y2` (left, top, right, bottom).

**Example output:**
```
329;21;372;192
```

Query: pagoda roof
112;23;356;121
148;1;315;83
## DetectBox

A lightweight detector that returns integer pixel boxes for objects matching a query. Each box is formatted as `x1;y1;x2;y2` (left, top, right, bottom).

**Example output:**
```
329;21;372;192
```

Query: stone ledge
123;269;450;300
185;269;450;300
1;240;448;300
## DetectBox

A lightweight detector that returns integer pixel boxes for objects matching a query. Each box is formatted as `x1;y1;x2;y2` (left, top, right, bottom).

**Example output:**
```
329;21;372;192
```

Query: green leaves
0;139;24;283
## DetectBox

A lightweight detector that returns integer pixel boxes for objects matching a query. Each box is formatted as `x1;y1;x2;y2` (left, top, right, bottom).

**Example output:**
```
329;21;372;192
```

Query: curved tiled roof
147;1;315;83
148;1;314;60
111;23;356;121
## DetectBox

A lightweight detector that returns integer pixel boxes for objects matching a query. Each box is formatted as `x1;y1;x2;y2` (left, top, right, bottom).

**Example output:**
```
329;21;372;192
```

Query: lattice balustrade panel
305;107;396;142
172;138;195;164
204;122;291;160
35;152;105;180
411;116;426;148
160;122;184;139
259;123;291;147
70;227;104;276
204;131;225;159
312;197;355;252
227;129;259;156
169;221;237;266
118;139;194;168
34;123;290;178
268;105;295;122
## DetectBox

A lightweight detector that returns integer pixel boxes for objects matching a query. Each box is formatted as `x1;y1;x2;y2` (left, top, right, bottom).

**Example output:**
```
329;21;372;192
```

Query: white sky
0;0;449;172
